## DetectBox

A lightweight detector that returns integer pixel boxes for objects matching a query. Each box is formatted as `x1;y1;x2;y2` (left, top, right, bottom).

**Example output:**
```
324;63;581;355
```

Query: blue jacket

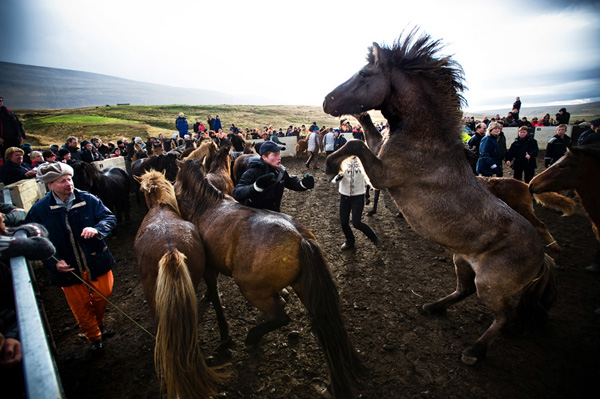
25;189;116;287
175;116;189;138
213;118;222;132
476;135;500;176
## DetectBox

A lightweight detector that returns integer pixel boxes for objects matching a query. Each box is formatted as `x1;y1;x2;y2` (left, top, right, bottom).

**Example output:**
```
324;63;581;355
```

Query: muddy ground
31;156;599;399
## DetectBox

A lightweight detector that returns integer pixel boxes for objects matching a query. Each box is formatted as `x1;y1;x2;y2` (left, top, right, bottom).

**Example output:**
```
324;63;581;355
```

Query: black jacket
233;158;307;212
545;134;571;166
506;135;539;169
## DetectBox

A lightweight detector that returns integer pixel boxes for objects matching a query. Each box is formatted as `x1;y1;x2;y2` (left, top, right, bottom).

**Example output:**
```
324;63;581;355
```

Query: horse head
323;41;390;117
71;161;98;191
134;170;180;213
323;29;466;131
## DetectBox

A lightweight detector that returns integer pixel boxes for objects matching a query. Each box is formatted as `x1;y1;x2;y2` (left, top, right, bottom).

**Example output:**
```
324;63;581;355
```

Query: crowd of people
0;96;599;391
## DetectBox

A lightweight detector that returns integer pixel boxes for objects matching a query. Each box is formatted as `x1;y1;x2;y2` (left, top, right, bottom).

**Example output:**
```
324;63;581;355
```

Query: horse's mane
72;160;100;180
369;29;467;109
209;145;231;173
176;159;224;216
138;170;180;215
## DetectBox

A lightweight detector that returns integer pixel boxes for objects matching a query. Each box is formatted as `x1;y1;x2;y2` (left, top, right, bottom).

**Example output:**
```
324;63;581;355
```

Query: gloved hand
331;174;343;184
255;173;276;190
0;235;55;260
301;174;314;189
7;223;48;237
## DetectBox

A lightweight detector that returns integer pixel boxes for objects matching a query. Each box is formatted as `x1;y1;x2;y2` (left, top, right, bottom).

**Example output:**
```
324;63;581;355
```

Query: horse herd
72;31;599;399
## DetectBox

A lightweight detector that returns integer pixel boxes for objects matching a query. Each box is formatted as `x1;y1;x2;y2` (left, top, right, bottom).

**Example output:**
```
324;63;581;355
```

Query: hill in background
0;61;277;109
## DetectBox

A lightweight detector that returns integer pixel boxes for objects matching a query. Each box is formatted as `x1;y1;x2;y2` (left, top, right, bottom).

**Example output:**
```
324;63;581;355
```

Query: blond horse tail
155;250;225;399
533;192;576;216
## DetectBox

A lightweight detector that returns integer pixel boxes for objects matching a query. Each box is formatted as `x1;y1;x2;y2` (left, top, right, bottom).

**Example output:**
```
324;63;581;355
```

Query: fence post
10;230;65;398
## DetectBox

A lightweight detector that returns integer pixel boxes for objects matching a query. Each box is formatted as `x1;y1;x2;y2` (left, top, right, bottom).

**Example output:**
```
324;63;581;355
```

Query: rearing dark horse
323;31;557;365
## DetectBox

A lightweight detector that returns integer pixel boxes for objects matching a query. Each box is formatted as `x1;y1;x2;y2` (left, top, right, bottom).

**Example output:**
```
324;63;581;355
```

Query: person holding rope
25;162;117;355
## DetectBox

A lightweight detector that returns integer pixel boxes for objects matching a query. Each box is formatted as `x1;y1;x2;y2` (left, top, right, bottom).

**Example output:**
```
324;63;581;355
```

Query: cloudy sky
1;0;599;111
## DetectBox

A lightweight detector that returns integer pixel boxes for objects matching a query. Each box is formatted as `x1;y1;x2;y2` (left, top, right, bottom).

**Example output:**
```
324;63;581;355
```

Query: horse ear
175;160;184;169
133;174;142;183
372;42;382;66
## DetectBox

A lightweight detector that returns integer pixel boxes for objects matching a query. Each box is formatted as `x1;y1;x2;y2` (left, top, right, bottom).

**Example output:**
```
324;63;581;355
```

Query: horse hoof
461;343;486;366
421;303;445;315
245;329;263;346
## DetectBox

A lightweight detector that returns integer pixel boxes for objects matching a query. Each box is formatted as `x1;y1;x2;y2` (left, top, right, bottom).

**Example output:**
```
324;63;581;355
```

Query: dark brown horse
174;159;364;399
133;170;223;399
206;144;234;195
323;31;557;365
530;143;600;241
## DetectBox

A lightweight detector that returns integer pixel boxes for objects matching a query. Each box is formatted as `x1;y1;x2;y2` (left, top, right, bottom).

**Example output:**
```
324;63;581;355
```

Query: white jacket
337;158;366;196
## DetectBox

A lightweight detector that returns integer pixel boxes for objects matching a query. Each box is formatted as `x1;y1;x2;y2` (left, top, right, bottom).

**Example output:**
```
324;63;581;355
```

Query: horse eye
359;70;369;78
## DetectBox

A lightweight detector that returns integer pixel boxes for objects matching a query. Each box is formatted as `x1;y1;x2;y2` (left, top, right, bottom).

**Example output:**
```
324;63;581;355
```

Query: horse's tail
517;253;558;325
533;191;575;216
296;239;365;398
154;250;224;399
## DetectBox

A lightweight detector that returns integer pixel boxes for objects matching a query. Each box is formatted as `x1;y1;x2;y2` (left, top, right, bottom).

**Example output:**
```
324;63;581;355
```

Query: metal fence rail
10;229;64;398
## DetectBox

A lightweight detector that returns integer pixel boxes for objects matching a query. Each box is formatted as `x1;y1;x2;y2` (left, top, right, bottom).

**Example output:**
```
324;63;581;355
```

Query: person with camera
233;141;314;212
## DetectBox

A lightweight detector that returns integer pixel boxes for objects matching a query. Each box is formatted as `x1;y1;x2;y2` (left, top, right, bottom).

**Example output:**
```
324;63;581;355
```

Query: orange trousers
61;270;114;343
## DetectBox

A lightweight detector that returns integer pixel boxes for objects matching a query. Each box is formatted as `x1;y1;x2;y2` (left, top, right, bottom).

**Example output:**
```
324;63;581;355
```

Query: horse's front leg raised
325;140;387;189
354;112;383;154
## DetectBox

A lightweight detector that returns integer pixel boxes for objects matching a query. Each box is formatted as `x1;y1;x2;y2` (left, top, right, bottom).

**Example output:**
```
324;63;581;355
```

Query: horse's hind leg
203;269;232;349
461;280;513;365
422;254;476;314
243;290;290;345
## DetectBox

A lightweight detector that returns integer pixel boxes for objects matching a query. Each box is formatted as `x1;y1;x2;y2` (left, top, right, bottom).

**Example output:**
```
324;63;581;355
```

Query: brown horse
530;143;600;241
295;138;308;158
231;153;259;185
174;159;364;399
323;31;557;365
183;138;218;168
133;170;223;399
206;144;234;195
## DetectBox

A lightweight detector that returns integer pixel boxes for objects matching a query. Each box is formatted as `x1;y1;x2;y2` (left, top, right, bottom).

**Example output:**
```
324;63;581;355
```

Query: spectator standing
207;115;215;131
233;141;314;212
0;97;26;160
193;118;201;134
476;122;502;177
26;162;117;355
81;141;104;163
555;108;570;125
577;119;600;146
60;137;82;162
175;113;189;139
545;124;572;167
213;115;223;133
323;128;336;156
506;126;539;183
331;156;379;251
333;129;347;152
0;147;37;185
467;123;486;173
306;127;321;169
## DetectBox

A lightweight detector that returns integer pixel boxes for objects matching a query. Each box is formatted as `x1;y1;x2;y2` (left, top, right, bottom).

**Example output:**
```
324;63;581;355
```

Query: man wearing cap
0;147;37;185
26;162;117;354
233;141;314;212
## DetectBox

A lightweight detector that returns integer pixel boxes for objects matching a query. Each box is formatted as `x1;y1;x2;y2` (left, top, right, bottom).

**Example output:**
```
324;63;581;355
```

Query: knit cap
36;162;74;184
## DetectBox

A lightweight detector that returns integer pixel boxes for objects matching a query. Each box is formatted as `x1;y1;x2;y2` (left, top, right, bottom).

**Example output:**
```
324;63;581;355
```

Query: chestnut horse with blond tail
134;170;224;399
324;30;557;365
175;159;364;399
